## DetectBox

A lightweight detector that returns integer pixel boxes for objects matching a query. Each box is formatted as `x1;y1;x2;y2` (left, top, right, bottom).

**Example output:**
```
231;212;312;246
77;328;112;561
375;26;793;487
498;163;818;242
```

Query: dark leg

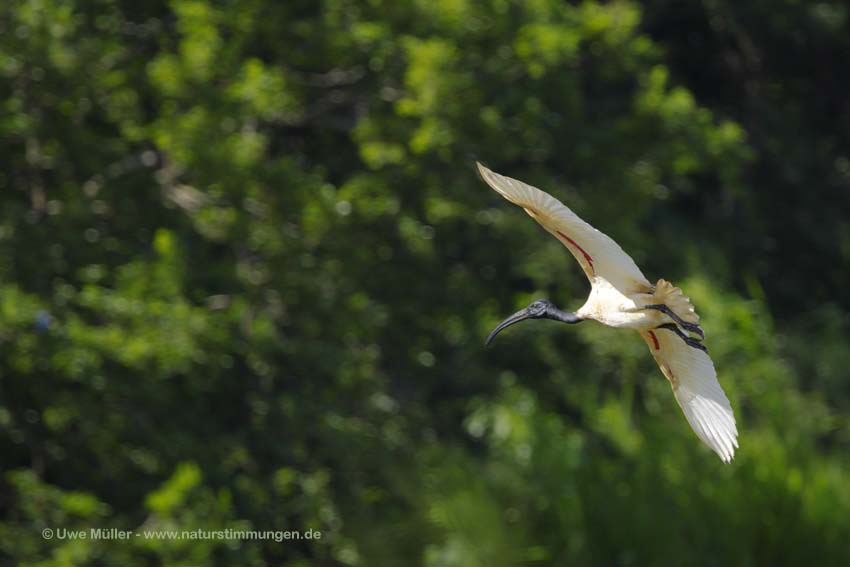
655;323;708;353
643;304;705;339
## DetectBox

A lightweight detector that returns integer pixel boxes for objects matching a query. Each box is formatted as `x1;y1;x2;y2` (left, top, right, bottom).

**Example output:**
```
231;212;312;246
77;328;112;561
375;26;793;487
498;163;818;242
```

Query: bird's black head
526;299;552;317
485;299;582;346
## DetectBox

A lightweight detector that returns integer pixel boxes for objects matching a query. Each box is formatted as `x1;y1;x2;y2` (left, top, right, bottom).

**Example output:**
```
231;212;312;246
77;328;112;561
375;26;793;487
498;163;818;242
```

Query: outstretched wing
477;163;651;293
640;329;738;463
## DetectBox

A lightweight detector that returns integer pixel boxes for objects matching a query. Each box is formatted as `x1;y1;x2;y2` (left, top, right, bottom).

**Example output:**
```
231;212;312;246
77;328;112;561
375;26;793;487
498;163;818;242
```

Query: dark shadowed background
2;0;849;565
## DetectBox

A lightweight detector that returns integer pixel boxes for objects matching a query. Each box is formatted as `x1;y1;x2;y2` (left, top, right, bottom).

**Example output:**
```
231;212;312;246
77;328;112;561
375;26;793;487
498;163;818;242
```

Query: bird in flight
478;163;738;463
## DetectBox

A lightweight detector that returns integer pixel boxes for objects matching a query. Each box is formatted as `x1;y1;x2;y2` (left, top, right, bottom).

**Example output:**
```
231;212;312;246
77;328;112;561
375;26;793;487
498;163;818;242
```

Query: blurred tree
0;0;848;565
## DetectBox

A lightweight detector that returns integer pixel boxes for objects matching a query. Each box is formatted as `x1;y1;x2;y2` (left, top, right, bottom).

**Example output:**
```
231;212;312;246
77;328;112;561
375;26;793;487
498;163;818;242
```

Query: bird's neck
547;307;582;324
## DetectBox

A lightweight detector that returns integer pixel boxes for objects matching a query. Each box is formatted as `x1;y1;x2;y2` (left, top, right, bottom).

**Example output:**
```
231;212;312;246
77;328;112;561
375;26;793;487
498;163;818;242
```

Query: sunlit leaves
173;0;220;81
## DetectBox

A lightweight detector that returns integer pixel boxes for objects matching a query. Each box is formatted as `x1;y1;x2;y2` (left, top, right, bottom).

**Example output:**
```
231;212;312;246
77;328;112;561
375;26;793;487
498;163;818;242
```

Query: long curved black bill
485;308;532;346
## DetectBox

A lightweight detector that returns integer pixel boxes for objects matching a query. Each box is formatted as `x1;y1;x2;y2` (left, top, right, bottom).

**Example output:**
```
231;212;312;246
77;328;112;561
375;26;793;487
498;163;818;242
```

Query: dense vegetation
2;1;849;565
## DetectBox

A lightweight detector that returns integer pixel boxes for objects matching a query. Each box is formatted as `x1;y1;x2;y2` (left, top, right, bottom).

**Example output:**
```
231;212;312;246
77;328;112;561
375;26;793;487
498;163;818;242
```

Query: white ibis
479;163;738;463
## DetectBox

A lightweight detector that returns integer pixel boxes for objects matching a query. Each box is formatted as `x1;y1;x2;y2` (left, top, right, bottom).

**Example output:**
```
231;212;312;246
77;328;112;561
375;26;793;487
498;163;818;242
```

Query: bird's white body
577;277;658;328
478;163;739;463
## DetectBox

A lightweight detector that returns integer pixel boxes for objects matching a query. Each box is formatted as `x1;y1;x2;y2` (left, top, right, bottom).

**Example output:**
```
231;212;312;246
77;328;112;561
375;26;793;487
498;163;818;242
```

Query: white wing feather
477;163;651;294
641;329;738;463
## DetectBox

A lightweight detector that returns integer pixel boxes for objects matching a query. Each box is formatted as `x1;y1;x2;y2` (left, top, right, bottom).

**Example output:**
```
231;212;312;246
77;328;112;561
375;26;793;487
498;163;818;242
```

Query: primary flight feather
478;162;738;463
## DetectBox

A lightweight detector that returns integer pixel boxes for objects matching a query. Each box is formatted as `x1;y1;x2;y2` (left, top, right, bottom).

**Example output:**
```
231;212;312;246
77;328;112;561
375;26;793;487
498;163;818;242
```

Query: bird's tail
653;279;700;325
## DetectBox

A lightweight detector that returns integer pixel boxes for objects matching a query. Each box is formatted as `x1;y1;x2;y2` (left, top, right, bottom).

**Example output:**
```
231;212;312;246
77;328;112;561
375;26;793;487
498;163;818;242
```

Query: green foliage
1;0;849;565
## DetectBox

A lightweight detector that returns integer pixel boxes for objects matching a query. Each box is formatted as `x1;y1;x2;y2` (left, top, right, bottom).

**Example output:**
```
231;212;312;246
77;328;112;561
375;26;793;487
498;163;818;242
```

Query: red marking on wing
648;330;660;350
556;230;595;271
